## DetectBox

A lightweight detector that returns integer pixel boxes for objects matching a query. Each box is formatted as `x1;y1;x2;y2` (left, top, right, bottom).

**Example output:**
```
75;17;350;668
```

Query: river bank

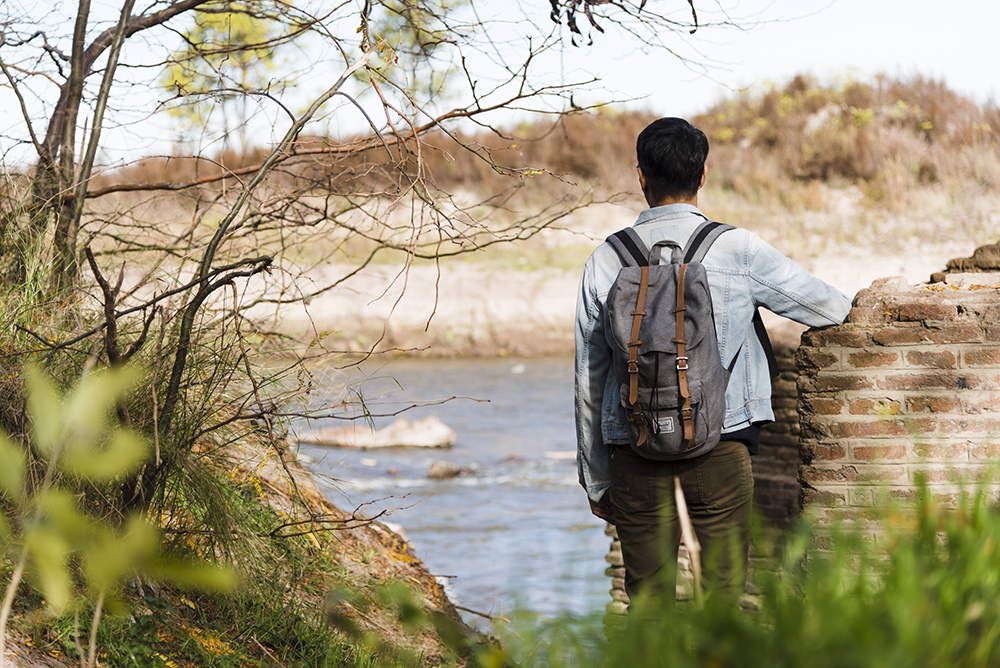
257;195;997;357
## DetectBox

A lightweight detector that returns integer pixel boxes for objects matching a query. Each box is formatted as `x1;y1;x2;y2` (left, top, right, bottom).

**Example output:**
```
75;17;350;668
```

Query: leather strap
628;265;650;448
673;263;695;448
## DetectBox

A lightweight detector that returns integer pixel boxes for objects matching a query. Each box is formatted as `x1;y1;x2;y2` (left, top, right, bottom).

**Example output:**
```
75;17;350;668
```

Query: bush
488;478;1000;668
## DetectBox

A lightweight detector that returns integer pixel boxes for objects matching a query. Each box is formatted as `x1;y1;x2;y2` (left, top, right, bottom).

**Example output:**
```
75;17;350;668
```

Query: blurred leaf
35;489;91;544
0;432;26;500
62;366;143;451
25;365;63;456
64;429;149;482
23;525;72;611
84;516;159;593
146;558;238;593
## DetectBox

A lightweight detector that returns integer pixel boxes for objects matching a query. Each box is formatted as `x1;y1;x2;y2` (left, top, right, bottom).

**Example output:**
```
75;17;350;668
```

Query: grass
484;476;1000;668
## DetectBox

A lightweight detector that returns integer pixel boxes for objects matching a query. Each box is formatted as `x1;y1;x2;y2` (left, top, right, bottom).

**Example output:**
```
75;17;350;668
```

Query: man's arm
574;257;615;513
746;234;852;326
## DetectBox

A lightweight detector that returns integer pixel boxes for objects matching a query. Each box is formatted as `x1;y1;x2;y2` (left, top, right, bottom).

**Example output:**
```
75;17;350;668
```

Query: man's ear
699;164;707;190
637;166;647;192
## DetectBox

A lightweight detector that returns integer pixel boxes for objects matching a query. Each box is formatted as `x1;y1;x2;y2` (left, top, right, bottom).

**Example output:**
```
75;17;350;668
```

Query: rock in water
427;461;465;480
298;416;455;449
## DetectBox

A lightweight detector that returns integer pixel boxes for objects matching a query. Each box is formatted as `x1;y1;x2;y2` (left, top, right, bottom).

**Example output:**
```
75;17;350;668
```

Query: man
574;117;851;602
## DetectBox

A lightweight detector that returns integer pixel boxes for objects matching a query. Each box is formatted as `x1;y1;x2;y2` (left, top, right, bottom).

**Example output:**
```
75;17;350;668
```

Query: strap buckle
676;356;689;371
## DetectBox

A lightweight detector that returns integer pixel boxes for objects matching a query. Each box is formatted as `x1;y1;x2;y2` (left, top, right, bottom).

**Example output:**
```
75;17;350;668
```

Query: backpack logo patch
655;416;675;434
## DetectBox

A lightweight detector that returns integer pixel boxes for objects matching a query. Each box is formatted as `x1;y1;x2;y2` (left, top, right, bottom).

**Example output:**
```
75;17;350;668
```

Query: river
298;357;611;627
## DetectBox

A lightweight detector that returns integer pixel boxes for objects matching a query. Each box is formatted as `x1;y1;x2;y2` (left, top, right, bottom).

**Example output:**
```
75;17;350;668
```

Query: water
297;357;611;626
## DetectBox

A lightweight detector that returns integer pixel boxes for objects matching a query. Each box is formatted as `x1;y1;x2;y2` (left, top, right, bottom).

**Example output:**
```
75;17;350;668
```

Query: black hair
635;117;709;203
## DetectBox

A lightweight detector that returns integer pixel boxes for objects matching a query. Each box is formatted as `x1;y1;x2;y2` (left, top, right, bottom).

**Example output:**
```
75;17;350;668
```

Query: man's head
636;117;709;206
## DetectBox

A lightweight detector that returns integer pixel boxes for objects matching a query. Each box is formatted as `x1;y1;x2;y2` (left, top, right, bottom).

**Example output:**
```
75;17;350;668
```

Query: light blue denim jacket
574;204;852;503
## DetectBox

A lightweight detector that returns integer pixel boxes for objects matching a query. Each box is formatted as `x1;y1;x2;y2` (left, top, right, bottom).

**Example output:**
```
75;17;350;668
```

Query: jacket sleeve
746;234;852;326
574;257;614;503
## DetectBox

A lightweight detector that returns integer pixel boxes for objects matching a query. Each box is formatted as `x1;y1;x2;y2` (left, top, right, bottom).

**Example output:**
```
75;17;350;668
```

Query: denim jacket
574;204;852;503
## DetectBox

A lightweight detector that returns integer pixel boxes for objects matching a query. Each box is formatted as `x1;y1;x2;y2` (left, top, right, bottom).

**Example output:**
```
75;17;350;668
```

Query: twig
454;605;509;623
674;476;702;602
86;590;105;668
0;551;28;668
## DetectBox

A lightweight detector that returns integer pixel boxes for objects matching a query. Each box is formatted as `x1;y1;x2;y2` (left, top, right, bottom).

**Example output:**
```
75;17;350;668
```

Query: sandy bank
256;239;977;357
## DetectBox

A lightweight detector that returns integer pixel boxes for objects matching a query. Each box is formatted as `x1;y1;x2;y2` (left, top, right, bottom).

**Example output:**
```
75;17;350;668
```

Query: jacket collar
634;203;704;227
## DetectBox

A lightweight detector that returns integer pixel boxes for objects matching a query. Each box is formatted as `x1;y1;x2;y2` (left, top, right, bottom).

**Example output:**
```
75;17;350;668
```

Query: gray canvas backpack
605;221;735;460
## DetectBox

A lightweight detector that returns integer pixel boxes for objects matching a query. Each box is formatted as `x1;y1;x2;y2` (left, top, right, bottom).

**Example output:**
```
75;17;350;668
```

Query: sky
541;0;999;117
2;0;997;163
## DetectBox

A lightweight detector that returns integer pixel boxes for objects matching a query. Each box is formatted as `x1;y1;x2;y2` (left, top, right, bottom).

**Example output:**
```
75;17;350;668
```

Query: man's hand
589;492;616;525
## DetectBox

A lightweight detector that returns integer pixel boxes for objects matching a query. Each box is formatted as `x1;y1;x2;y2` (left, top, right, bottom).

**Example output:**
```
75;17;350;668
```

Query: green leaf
24;524;73;611
62;366;143;450
84;516;158;593
146;558;239;593
0;432;26;500
25;365;63;456
35;489;91;544
64;429;149;482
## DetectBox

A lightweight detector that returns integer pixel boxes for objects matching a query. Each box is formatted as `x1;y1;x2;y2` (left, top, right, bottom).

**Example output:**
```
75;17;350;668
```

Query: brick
878;373;982;391
800;487;847;507
897;302;958;321
849;398;902;415
801;443;846;462
906;395;960;413
964;348;1000;366
821;330;874;348
851;289;880;308
800;465;860;485
935;418;997;435
920;466;989;484
848;488;872;506
906;350;956;369
961;393;1000;414
926;326;983;344
799;417;832;440
796;348;839;372
847;307;891;325
848;351;899;368
808;397;846;415
912;442;970;459
851;445;907;461
872;328;927;346
857;466;908;483
970;442;1000;459
830;420;910;438
986;326;1000;342
807;374;878;392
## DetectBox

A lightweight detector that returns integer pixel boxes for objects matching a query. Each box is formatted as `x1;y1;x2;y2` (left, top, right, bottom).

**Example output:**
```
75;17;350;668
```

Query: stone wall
752;345;801;524
797;274;1000;516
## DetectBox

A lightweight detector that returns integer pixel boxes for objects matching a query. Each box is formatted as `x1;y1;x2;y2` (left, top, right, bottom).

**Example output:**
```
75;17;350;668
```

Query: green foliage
0;364;234;665
160;1;291;147
477;480;1000;668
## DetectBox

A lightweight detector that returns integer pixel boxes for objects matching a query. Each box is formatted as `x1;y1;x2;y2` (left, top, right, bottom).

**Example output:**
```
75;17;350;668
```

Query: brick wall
753;345;801;524
797;274;1000;516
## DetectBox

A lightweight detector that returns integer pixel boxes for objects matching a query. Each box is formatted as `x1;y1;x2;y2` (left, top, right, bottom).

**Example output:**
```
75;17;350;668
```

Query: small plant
0;364;234;668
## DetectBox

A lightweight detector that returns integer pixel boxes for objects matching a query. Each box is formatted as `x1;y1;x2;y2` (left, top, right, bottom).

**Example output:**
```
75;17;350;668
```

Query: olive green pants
610;439;753;603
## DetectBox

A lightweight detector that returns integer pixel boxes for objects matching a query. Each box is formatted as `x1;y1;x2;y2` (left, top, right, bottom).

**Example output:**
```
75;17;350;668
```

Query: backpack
605;221;735;460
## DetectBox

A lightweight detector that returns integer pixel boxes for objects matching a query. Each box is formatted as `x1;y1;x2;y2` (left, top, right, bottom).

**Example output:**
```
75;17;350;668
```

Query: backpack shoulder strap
682;220;735;264
606;228;649;267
